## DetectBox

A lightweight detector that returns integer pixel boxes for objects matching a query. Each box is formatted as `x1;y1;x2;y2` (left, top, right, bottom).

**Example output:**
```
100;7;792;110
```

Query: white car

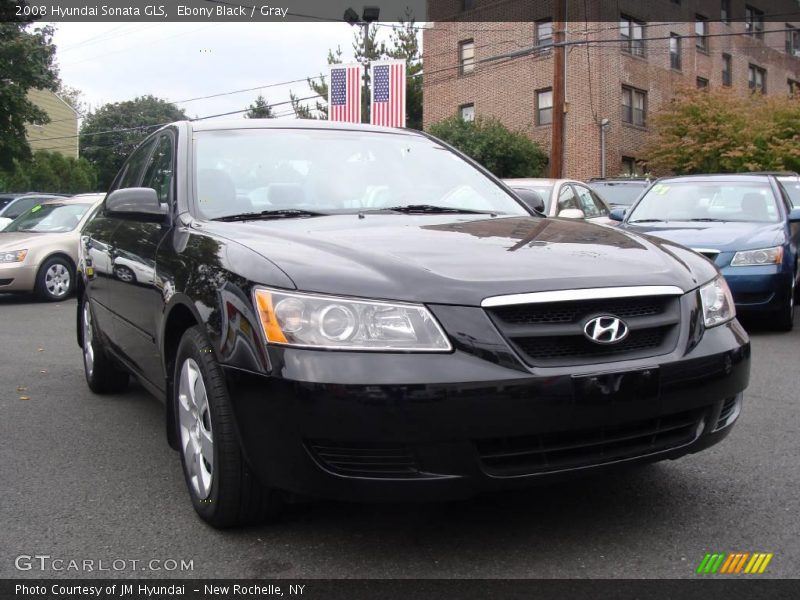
0;217;11;230
504;178;615;225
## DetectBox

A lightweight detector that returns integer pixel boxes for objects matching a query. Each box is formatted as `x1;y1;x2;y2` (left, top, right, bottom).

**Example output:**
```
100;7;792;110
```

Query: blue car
612;174;800;331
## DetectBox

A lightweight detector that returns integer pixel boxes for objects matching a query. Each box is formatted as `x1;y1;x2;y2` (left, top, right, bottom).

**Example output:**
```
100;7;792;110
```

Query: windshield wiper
212;209;325;222
628;218;665;223
688;218;726;222
370;204;498;215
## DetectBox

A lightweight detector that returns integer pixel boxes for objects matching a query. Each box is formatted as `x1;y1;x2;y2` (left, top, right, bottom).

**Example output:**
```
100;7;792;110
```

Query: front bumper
721;264;793;314
223;318;750;502
0;262;38;292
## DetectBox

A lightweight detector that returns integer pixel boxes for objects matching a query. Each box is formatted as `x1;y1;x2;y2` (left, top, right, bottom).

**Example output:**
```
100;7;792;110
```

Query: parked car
0;194;105;300
503;178;614;224
77;120;749;528
586;177;651;209
613;174;800;330
0;194;62;221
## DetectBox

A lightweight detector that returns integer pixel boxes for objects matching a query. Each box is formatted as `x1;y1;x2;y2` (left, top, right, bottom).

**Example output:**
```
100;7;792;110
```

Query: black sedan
77;121;750;527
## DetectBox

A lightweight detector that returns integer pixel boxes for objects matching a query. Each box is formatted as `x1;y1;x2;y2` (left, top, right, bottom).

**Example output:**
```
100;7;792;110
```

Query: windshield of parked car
778;176;800;207
627;181;780;223
193;129;529;219
587;183;646;206
4;203;92;233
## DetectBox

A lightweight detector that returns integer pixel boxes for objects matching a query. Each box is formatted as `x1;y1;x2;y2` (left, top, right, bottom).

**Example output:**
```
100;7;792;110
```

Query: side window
141;134;174;205
116;138;157;191
575;184;606;217
557;185;579;214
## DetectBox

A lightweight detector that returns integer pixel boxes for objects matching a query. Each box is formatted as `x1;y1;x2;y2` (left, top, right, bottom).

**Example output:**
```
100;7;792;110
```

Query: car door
82;144;155;339
554;183;580;218
105;132;175;387
573;183;614;225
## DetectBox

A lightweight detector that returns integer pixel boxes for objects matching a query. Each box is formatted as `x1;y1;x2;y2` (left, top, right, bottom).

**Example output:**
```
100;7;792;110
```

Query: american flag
370;60;406;128
328;64;362;123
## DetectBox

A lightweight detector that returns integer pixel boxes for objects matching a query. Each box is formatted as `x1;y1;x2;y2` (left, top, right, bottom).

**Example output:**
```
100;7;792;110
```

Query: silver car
504;178;615;225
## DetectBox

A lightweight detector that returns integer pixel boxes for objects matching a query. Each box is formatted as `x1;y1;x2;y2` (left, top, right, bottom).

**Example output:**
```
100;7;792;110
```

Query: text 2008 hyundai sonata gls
77;120;750;527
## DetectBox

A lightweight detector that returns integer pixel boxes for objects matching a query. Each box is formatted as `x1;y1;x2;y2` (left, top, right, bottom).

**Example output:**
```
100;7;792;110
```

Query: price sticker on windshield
31;205;42;212
652;184;671;195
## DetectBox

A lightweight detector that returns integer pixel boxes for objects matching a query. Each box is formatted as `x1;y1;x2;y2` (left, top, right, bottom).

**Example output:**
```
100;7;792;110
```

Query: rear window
587;182;647;206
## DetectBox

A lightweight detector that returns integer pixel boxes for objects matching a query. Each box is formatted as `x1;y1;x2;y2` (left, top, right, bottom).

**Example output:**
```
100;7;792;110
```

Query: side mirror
106;188;167;222
609;208;626;222
558;208;585;219
789;207;800;222
511;188;546;214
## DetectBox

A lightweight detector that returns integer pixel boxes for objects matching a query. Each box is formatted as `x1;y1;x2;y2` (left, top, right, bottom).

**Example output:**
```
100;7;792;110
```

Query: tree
56;83;86;114
644;87;800;174
80;96;187;190
292;15;423;128
0;19;59;171
428;116;549;178
2;150;97;193
245;94;274;119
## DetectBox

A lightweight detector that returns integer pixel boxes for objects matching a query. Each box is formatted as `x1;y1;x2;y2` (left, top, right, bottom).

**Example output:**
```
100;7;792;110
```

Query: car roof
186;118;423;136
587;179;650;185
503;178;570;186
656;173;774;183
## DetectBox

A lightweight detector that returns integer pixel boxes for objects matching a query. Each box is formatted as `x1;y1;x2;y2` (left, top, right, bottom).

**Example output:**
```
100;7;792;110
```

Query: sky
47;21;407;120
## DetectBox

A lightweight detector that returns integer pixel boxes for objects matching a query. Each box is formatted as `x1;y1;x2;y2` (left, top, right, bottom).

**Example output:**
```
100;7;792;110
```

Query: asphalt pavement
1;294;798;579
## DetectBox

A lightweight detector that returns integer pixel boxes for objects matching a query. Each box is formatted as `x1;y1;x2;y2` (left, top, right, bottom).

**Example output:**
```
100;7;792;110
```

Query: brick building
423;0;800;178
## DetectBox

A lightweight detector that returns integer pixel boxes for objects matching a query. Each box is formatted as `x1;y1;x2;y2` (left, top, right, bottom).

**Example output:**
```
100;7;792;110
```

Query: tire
36;256;74;301
771;274;795;332
80;294;130;393
174;325;280;528
114;265;136;283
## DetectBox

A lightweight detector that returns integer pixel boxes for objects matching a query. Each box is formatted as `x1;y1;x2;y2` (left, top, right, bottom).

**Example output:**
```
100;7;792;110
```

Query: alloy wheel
82;302;94;378
178;358;214;499
45;263;70;298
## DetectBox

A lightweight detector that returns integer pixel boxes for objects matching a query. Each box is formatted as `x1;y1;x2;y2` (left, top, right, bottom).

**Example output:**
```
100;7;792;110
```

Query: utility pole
550;0;566;178
345;6;380;124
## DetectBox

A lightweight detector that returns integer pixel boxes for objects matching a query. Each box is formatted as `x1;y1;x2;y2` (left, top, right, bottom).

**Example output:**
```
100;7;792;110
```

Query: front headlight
0;249;27;263
699;276;736;327
731;246;783;266
253;288;452;351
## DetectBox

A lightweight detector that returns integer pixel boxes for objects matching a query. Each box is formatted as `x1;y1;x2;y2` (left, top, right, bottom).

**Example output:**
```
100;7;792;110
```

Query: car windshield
193;128;529;219
587;183;645;206
627;181;780;223
778;176;800;207
4;203;92;233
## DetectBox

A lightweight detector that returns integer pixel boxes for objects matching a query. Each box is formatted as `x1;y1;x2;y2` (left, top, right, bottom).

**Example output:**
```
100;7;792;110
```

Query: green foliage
0;21;59;170
293;13;423;129
645;87;800;174
2;150;97;194
428;116;548;178
79;95;187;190
245;94;274;119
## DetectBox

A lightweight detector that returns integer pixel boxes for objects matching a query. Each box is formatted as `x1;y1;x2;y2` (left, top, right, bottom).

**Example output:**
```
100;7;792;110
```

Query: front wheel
36;256;74;301
771;275;795;332
174;326;280;528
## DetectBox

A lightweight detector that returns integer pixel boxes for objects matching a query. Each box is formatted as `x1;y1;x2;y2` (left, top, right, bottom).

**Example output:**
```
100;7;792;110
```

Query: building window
622;86;647;127
670;34;682;70
536;88;553;126
460;103;475;122
748;64;767;93
620;15;645;57
789;79;800;96
535;18;553;52
697;77;709;89
622;156;643;176
787;25;800;56
459;40;475;75
721;0;730;23
722;53;732;86
695;16;708;50
745;5;764;39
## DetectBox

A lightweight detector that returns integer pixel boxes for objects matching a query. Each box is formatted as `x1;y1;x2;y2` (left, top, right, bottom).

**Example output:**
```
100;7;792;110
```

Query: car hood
0;231;78;255
202;215;717;305
622;221;785;252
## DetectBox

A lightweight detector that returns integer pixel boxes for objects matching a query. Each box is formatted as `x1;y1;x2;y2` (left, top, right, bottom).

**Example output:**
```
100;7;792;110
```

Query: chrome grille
485;291;683;367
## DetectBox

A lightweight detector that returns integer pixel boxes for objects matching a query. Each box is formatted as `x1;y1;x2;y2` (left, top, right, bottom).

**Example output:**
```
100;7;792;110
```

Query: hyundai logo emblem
583;316;629;344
